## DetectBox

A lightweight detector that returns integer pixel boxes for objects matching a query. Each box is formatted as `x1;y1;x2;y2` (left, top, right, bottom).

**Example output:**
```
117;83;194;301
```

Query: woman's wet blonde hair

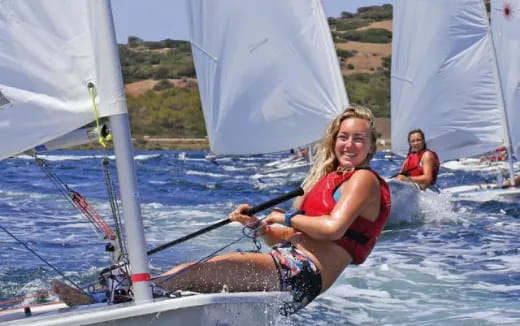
302;105;378;192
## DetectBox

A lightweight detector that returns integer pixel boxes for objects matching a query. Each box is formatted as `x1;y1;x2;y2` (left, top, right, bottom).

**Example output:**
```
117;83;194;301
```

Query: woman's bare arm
262;170;380;241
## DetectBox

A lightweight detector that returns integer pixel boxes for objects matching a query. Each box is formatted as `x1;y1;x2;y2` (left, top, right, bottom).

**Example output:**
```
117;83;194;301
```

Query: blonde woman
55;105;391;315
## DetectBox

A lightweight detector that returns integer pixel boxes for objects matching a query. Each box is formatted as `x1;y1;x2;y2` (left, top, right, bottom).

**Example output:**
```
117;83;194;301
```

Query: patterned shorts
270;241;322;315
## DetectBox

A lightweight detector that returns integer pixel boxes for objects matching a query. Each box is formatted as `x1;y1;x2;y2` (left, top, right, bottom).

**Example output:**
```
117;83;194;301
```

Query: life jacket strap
344;229;369;245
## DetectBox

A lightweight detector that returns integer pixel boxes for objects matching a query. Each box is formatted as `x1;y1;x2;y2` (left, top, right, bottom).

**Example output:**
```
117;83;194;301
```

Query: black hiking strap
343;229;369;245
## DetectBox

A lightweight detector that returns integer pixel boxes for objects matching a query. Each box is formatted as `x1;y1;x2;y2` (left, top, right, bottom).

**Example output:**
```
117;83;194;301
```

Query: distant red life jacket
488;146;508;161
301;169;391;265
402;150;440;185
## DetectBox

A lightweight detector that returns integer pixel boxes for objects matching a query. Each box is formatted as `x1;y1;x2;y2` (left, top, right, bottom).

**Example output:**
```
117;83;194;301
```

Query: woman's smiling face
408;132;425;153
334;117;371;169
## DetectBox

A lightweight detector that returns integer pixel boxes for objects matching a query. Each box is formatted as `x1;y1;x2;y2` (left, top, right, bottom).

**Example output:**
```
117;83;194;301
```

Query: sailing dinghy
389;0;519;213
443;0;520;201
0;0;345;324
189;0;348;162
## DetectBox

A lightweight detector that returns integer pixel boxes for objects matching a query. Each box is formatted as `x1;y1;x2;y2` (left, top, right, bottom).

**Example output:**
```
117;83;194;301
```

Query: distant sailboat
188;0;348;157
491;0;520;154
389;0;520;210
444;0;520;201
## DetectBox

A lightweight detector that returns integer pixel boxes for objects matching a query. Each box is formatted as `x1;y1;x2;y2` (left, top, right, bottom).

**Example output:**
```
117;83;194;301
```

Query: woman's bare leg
155;252;280;293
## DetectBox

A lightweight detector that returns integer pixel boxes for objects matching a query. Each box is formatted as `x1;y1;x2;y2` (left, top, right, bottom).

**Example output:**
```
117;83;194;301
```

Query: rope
23;153;133;306
71;191;116;240
34;155;132;302
87;82;112;148
0;225;85;293
155;218;265;287
0;291;51;309
35;156;114;240
101;158;127;260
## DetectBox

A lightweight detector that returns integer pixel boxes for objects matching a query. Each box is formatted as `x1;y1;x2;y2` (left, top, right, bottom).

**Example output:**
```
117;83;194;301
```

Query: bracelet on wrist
284;209;304;227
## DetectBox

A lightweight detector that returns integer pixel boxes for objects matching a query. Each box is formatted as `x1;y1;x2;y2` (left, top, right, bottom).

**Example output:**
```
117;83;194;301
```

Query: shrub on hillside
118;40;195;83
336;49;354;59
332;17;371;32
127;36;144;47
340;29;392;43
152;79;174;91
127;88;205;137
345;71;390;117
341;11;355;19
357;4;393;21
382;55;391;70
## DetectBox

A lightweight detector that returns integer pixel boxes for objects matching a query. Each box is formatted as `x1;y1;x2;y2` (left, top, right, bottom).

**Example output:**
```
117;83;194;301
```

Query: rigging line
101;158;127;258
155;220;265;287
0;291;51;309
154;234;250;287
35;156;73;195
35;157;104;236
0;224;86;294
71;191;115;240
35;155;118;241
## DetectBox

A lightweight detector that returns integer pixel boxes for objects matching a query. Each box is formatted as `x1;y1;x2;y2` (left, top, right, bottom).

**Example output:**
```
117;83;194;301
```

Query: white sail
186;0;348;155
391;0;506;161
491;0;520;157
0;1;126;160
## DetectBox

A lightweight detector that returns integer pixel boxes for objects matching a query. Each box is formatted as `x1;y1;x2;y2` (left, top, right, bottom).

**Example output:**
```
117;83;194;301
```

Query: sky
111;0;393;44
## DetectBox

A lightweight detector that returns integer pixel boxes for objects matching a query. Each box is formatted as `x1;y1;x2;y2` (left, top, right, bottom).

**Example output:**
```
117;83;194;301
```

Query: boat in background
262;155;311;175
190;0;347;158
0;0;343;324
443;182;520;202
389;0;519;211
491;0;520;156
443;0;520;201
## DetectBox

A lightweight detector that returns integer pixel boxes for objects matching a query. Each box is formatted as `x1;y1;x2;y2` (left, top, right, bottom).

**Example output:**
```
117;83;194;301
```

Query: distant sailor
479;146;508;164
501;174;520;188
395;128;440;190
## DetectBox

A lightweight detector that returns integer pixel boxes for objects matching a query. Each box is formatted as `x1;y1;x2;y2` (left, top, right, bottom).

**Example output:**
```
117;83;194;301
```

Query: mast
484;0;517;186
99;0;153;302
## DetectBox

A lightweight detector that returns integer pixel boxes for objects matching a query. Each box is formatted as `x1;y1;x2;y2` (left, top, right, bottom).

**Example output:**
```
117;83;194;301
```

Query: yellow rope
87;83;112;147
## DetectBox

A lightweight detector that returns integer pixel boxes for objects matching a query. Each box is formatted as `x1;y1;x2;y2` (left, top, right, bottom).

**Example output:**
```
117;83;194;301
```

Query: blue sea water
0;150;519;325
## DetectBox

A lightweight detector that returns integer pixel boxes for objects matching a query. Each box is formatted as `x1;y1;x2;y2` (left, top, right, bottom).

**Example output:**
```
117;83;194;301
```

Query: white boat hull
0;291;288;325
387;179;446;225
262;157;310;175
444;183;520;202
387;179;423;225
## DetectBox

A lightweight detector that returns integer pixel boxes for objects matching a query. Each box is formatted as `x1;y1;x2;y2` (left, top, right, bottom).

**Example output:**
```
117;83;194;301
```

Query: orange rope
0;291;54;310
71;191;116;240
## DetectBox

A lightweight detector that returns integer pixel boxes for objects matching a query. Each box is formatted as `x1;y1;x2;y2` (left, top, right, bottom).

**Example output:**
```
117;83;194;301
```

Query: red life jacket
301;169;391;265
402;150;440;185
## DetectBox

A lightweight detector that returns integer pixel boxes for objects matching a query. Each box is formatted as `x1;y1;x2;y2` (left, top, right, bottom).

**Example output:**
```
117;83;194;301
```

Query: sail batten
186;0;348;156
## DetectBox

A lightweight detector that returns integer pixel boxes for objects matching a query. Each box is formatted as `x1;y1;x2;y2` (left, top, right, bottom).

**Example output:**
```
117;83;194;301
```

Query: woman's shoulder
350;169;381;187
422;150;437;160
346;169;383;204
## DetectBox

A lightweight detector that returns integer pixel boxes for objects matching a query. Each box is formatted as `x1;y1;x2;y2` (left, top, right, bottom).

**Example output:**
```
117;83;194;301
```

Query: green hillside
121;4;393;139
